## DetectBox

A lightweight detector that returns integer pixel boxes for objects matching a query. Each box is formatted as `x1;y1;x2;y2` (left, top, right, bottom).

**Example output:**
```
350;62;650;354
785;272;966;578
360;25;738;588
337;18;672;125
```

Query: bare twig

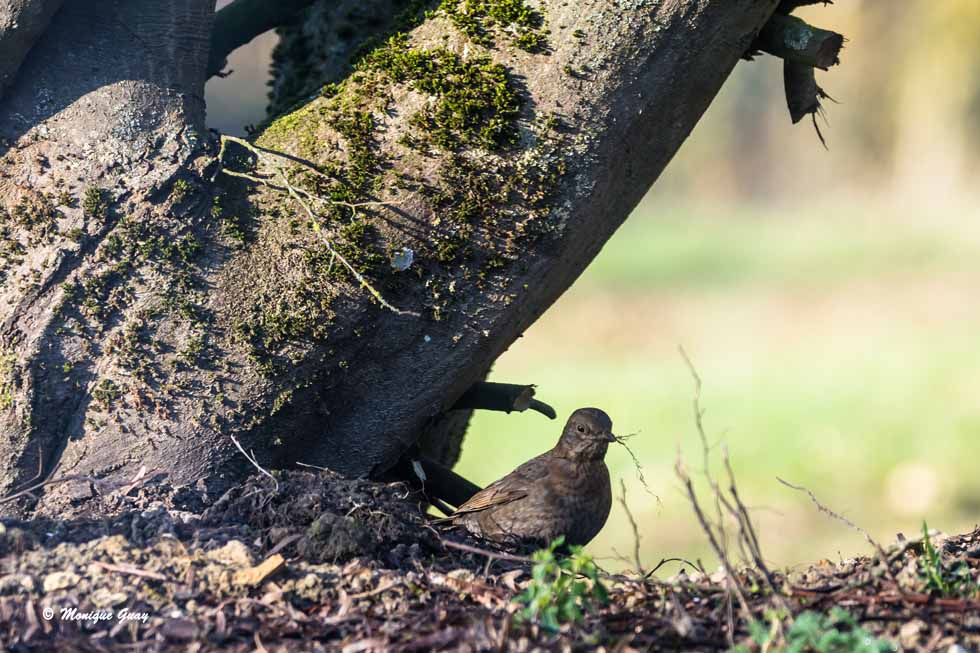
789;587;980;612
114;464;157;498
614;432;658;501
676;347;792;643
777;477;904;590
230;434;279;492
348;578;402;600
776;478;870;542
218;167;282;187
676;453;753;640
644;557;702;578
722;451;789;611
295;461;330;472
0;467;102;506
617;479;645;575
267;533;303;556
678;346;717;477
441;539;534;565
17;443;46;492
91;561;170;582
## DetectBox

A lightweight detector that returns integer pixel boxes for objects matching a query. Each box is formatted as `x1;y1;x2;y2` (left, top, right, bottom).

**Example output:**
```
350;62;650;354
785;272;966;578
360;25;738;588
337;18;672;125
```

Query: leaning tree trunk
0;0;782;516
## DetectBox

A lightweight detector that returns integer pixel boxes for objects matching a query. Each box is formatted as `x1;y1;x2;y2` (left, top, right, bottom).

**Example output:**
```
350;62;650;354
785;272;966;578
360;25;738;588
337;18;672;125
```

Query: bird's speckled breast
556;460;612;546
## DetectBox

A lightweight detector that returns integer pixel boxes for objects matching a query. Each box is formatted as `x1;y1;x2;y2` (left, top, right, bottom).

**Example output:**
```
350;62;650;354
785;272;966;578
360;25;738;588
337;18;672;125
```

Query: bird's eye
576;424;585;433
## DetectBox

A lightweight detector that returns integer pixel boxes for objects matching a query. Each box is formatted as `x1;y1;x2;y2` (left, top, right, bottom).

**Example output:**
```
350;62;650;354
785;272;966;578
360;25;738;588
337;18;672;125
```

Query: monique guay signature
42;606;150;624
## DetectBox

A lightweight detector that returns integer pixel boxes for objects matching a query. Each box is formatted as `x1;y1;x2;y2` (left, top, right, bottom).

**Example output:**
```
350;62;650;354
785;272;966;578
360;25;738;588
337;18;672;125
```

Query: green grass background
455;199;980;573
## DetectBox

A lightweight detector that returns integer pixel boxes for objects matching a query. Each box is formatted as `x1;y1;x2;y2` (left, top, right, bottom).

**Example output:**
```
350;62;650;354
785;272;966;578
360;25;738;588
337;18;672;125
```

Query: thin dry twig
230;434;279;492
90;561;171;582
441;539;534;565
295;461;330;472
676;454;753;636
720;450;790;612
11;443;47;496
678;346;713;473
777;477;904;590
614;432;659;503
643;557;702;578
776;478;871;543
267;533;303;556
348;578;402;600
676;346;781;644
0;467;101;506
616;478;645;575
113;464;158;498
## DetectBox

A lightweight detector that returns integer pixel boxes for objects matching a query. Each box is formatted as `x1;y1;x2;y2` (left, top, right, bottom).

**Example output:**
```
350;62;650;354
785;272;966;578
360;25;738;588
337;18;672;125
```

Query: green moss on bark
92;378;121;410
361;34;522;149
328;110;380;189
0;350;16;411
439;0;547;52
228;7;569;374
82;188;108;221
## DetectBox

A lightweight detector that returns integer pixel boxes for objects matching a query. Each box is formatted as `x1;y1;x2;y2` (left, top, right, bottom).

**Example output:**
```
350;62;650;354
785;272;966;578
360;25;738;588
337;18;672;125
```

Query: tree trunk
0;0;65;97
0;0;781;517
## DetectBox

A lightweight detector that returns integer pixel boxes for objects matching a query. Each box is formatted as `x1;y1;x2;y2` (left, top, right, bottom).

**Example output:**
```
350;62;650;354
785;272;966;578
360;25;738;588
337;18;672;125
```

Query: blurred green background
206;2;980;571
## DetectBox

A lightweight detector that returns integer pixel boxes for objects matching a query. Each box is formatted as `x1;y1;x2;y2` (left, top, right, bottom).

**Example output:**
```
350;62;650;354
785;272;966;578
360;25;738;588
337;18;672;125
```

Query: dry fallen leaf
234;554;286;587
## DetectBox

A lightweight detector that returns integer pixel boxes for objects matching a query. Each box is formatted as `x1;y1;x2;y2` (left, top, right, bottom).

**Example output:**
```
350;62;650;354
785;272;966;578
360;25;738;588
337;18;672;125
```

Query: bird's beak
605;431;617;443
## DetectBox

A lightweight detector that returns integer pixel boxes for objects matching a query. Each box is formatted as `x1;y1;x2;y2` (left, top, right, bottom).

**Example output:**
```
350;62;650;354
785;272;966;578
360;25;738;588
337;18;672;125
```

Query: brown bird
448;407;616;548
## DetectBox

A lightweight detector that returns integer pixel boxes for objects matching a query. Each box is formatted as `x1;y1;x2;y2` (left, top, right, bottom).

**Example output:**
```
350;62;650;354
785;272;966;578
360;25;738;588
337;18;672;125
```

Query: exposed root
213;134;420;317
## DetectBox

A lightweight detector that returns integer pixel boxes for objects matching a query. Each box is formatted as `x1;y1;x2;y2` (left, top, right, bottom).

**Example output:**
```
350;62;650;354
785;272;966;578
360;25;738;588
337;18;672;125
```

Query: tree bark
0;0;782;517
265;0;420;117
0;0;65;98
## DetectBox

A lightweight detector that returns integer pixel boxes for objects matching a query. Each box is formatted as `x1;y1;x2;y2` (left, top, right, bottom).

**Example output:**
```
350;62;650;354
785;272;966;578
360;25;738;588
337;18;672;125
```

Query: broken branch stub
452;382;557;419
784;61;832;125
746;6;843;138
756;13;843;70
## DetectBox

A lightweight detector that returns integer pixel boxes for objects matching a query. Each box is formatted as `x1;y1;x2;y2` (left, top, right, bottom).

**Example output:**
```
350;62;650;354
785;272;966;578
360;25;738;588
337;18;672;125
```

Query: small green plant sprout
170;178;191;203
515;536;608;632
0;351;16;410
918;521;976;597
82;187;108;221
92;378;121;410
56;190;74;207
736;608;895;653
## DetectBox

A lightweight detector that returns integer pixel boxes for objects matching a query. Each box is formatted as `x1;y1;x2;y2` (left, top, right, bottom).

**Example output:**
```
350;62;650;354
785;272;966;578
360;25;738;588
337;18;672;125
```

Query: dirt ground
0;471;978;652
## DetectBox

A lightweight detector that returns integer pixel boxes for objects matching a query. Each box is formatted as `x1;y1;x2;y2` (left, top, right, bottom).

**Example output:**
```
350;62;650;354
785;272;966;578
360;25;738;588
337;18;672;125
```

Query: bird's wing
451;482;526;516
450;454;551;516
